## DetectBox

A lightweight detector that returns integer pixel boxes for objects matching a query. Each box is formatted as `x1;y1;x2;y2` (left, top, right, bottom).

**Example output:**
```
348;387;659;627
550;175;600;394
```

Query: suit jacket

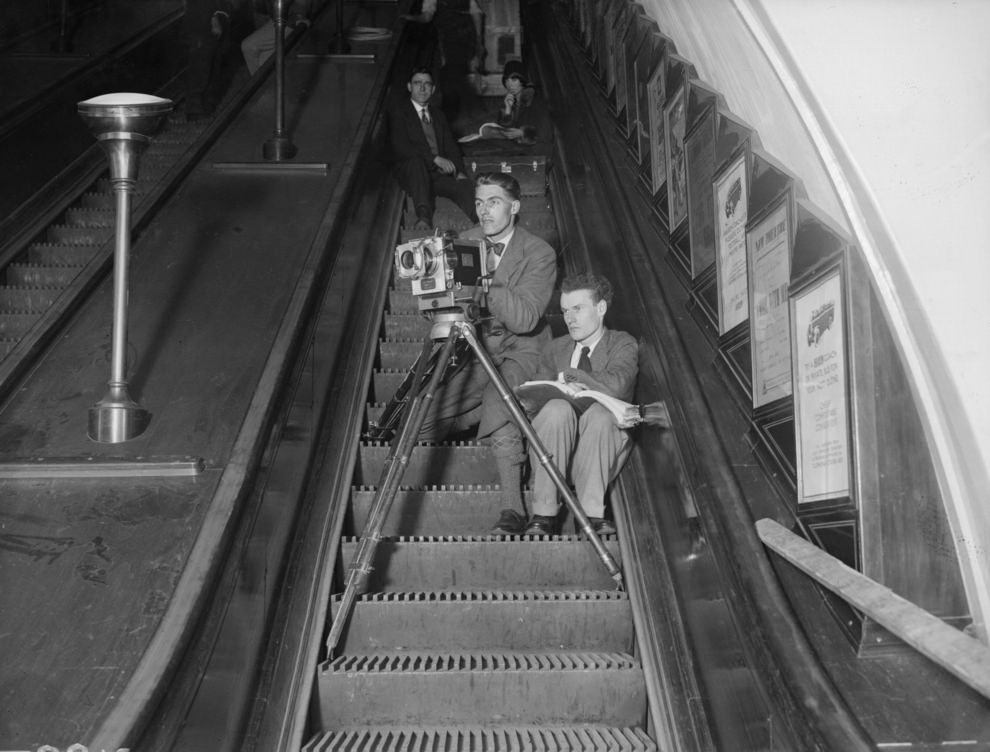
460;224;556;365
387;98;466;175
535;327;639;403
460;224;557;437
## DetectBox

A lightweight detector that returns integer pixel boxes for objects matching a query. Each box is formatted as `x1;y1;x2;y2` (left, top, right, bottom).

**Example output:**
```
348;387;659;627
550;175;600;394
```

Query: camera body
395;234;489;313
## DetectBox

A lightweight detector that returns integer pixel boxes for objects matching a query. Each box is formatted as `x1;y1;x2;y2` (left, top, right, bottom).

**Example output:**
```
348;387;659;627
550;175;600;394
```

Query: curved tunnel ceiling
636;0;990;638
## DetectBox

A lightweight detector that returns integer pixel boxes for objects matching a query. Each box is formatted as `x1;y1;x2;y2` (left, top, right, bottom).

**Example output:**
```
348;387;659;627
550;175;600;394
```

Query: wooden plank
757;517;990;700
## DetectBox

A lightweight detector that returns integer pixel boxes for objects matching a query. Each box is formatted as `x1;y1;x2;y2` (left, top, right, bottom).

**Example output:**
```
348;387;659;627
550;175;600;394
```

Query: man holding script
517;272;638;536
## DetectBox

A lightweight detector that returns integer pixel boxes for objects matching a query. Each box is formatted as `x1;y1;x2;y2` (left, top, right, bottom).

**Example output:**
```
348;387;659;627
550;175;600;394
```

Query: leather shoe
587;517;617;536
524;514;558;536
491;509;526;534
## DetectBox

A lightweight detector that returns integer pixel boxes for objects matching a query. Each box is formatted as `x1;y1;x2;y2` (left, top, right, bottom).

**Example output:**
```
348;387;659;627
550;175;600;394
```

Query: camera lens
399;250;416;270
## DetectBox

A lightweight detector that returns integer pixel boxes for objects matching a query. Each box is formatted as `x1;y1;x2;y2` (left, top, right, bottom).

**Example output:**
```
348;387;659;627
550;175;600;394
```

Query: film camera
394;233;489;314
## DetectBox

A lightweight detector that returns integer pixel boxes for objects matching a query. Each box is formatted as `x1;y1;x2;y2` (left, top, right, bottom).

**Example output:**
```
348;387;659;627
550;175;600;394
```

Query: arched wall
635;0;990;638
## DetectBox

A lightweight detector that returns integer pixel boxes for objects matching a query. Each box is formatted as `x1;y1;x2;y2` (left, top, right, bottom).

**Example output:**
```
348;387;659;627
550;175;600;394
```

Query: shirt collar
575;329;605;354
488;229;514;249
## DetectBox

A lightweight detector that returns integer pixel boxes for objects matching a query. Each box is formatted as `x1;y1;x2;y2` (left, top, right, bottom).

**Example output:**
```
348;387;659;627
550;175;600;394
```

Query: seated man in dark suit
387;67;477;230
418;172;558;532
523;272;639;536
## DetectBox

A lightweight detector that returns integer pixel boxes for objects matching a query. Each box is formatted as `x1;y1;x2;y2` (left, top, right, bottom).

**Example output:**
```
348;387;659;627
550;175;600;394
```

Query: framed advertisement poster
646;58;667;195
615;32;629;122
663;83;688;231
601;0;619;93
633;31;662;167
685;104;717;277
747;191;793;409
791;264;851;504
714;151;749;334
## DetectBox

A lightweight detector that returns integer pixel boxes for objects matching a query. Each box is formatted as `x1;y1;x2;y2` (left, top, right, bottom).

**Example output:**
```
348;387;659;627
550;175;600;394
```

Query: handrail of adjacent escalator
758;517;990;700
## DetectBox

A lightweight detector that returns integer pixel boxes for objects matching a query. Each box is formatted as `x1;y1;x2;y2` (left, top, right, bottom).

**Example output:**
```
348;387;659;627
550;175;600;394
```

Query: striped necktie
420;106;438;155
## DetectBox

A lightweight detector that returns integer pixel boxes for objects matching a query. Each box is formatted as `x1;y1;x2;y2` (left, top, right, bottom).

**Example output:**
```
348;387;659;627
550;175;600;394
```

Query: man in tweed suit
418;172;557;533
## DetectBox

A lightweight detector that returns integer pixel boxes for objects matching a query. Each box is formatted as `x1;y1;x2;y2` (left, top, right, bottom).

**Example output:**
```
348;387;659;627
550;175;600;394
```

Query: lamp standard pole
78;92;172;443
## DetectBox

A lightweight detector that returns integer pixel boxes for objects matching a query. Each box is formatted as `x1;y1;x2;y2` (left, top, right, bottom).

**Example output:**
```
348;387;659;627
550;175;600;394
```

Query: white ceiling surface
638;0;990;486
761;0;990;484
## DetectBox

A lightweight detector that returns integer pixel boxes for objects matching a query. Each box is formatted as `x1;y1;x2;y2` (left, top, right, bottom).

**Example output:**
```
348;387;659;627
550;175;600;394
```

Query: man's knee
537;399;577;427
581;404;620;435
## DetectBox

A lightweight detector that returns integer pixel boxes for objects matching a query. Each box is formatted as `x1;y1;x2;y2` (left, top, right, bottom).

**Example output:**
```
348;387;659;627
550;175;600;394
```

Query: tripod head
426;306;481;341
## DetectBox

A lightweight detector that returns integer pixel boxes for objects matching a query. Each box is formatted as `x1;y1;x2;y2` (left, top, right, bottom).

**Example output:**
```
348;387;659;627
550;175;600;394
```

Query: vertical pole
78;93;172;443
263;0;298;160
109;175;133;392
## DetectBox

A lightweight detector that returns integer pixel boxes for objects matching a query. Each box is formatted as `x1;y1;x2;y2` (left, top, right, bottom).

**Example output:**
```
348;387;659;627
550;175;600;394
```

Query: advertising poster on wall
647;61;667;194
714;152;749;334
685;106;717;277
747;195;792;408
792;267;851;504
602;1;618;93
615;29;628;118
633;38;655;165
664;83;688;231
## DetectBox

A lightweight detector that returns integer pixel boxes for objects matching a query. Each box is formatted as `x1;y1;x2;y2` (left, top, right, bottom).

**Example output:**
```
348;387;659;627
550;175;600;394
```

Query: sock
495;455;524;513
491;427;525;514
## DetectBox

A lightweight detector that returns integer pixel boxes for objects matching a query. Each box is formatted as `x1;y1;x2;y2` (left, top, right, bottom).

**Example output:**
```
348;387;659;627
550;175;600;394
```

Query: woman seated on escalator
495;60;537;145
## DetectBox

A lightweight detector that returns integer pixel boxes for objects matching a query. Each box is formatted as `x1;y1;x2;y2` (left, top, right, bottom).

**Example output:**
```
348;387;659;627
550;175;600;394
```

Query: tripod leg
366;337;436;440
367;335;474;440
455;321;624;590
326;327;460;657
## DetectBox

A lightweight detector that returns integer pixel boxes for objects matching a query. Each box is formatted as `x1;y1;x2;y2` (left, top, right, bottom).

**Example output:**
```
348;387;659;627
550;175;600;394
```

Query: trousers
392;157;477;222
529;400;631;518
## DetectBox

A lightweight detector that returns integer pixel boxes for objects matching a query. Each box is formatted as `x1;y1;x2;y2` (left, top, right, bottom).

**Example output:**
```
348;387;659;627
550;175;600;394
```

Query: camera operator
418;172;557;534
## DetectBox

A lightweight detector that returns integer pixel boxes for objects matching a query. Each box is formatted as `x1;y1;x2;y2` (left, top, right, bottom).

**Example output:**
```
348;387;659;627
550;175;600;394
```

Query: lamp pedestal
78;92;172;443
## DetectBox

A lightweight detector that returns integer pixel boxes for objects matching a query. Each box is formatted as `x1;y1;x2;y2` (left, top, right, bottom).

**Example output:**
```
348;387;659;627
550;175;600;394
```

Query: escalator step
339;536;621;591
28;243;102;266
373;369;414;401
378;338;428;369
79;192;114;210
303;725;657;751
7;264;84;287
0;311;41;336
357;442;498;486
330;589;633;653
0;287;63;310
516;210;556;232
350;486;534;537
316;651;646;728
65;208;114;228
46;224;112;246
384;311;433;341
387;289;420;313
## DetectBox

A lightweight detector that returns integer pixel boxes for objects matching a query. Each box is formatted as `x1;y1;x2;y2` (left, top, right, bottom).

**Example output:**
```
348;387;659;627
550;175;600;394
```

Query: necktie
485;240;505;273
577;346;592;373
420;107;438;155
